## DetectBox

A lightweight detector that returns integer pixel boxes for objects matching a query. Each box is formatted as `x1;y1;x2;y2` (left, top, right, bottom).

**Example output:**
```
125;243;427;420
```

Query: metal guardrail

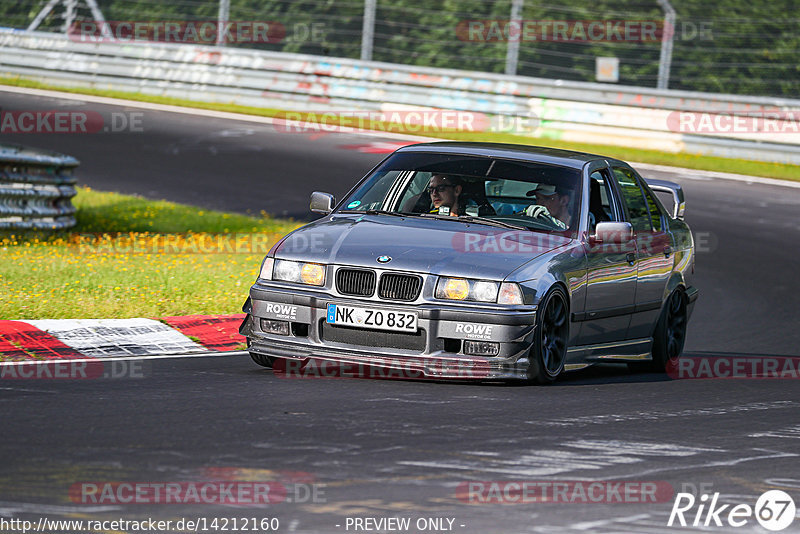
0;143;78;230
1;30;798;165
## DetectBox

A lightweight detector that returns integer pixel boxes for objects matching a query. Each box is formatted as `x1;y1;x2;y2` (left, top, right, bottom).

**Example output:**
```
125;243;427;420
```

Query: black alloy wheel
528;286;569;384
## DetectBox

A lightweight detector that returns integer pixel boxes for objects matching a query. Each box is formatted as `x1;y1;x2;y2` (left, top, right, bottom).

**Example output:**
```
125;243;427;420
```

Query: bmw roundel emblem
377;255;392;263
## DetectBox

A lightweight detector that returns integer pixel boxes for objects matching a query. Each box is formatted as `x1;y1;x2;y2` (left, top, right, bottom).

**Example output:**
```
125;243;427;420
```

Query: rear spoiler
645;179;685;220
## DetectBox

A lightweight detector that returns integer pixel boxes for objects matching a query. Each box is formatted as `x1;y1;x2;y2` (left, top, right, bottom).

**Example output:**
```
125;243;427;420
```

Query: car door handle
626;252;636;265
664;246;672;257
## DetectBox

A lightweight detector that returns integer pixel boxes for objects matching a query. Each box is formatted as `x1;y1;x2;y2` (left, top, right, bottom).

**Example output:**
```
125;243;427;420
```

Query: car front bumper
239;283;538;380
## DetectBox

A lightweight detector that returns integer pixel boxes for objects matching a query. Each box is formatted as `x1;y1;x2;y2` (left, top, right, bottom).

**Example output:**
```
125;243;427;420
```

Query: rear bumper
240;283;538;380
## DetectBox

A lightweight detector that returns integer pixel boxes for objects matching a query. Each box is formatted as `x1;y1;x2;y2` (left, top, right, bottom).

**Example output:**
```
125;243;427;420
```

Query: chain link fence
2;0;798;98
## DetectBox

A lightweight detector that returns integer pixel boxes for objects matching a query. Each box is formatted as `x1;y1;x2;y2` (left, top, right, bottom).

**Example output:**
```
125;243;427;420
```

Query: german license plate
326;304;418;333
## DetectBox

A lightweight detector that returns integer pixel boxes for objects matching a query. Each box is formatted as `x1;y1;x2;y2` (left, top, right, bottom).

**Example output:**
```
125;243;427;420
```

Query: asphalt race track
2;89;800;533
0;90;389;220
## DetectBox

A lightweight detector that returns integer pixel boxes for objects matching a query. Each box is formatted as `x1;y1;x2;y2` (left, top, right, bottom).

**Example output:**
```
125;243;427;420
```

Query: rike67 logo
668;490;796;531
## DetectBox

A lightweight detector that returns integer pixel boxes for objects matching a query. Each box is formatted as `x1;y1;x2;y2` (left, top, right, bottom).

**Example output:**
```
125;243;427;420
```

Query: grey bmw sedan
240;142;698;383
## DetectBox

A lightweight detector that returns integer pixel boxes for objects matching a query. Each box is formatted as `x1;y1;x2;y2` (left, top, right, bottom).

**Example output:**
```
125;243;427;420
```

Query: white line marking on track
601;449;799;481
632;161;800;189
527;401;800;427
764;478;800;489
0;386;58;393
568;514;652;531
749;424;800;439
399;440;720;478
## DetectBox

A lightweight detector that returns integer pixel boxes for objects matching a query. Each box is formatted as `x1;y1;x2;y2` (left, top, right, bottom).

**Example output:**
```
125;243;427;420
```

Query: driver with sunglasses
427;174;464;216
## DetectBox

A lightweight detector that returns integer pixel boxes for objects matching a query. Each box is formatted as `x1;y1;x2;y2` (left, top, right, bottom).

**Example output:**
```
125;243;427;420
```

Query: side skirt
566;337;653;367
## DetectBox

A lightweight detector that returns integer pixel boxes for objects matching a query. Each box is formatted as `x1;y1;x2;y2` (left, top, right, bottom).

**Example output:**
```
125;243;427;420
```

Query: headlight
274;259;301;281
435;278;499;302
438;278;470;300
472;281;500;302
273;259;326;286
259;257;274;280
300;263;325;285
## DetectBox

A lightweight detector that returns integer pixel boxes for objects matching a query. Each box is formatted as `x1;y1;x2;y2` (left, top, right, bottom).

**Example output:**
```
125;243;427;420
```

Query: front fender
507;241;586;307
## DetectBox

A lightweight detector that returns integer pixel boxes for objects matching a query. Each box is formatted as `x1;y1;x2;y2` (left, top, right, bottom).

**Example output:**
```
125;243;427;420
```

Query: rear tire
631;289;687;373
250;352;275;368
527;286;569;384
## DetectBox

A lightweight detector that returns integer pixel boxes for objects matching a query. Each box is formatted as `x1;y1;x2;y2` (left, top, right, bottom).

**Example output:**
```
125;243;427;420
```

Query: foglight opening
261;319;290;335
464;341;500;356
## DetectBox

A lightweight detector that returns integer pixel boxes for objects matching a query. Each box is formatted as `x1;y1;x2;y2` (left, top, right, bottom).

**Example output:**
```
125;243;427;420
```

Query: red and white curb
0;315;246;361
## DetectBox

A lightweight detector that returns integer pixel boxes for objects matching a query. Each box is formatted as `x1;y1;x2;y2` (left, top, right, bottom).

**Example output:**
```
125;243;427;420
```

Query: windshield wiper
414;212;527;230
456;215;528;230
362;209;408;218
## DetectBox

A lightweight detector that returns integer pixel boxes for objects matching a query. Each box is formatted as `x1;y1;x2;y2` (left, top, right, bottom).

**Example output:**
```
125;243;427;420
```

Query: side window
588;171;617;232
611;167;651;232
636;178;664;232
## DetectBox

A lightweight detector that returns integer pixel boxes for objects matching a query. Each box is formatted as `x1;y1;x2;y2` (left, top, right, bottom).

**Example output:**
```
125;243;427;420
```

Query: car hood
273;214;571;280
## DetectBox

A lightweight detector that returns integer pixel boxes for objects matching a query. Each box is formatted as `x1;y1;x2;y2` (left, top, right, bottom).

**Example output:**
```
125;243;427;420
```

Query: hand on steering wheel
523;205;551;219
519;204;567;229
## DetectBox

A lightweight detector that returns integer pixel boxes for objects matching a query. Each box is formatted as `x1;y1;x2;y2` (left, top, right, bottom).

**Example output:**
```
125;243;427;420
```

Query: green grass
0;187;301;320
73;186;294;234
3;75;799;182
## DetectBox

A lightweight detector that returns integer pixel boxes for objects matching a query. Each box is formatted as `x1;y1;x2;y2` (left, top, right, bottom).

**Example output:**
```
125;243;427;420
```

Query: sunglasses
427;185;455;194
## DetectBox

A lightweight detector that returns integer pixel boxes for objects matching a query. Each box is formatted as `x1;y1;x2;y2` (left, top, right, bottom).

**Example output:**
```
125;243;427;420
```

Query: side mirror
592;222;633;244
310;191;335;215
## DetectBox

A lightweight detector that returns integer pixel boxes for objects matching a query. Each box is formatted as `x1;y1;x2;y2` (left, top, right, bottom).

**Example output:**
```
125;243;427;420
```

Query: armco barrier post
361;0;376;61
505;0;524;76
0;144;78;230
217;0;230;46
656;0;676;90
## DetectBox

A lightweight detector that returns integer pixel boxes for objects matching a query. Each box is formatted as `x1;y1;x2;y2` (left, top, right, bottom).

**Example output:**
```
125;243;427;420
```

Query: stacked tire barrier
0;30;798;164
0;144;78;230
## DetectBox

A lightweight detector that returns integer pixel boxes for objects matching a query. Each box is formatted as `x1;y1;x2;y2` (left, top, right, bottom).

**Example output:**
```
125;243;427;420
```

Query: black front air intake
336;268;376;297
378;273;422;301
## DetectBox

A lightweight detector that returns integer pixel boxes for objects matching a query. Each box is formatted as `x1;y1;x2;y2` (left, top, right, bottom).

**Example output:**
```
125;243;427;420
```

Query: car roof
395;142;612;170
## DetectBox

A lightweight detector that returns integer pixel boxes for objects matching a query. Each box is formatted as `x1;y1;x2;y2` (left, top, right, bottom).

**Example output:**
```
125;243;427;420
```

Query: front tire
250;352;275;368
527;286;569;384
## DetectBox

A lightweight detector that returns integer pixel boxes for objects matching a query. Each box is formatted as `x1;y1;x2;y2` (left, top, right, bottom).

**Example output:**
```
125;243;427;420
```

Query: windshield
339;152;582;237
